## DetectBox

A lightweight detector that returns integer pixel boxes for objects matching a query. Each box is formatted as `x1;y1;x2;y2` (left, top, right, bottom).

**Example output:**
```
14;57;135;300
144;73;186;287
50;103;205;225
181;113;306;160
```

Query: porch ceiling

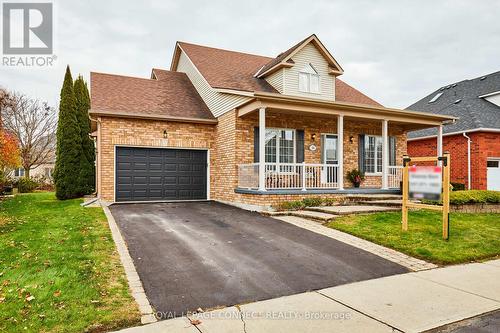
236;92;457;131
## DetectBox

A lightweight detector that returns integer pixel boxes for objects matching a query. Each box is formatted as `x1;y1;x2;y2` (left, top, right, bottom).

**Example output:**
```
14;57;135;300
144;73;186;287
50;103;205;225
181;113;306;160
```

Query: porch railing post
337;114;344;190
258;107;266;191
301;162;306;191
382;119;389;189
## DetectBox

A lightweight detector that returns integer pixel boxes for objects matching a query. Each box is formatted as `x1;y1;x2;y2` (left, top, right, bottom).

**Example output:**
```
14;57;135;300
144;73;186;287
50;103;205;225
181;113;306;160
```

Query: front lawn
0;192;140;333
326;210;500;265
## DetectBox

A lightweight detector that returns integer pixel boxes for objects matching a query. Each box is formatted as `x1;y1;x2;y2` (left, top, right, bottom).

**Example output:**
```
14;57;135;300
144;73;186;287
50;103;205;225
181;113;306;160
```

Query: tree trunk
25;168;30;178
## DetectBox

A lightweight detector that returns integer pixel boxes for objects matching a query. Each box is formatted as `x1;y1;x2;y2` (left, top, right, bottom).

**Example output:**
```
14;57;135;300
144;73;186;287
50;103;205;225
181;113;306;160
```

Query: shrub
451;182;466;191
422;190;500;205
302;197;323;207
17;177;38;193
276;200;305;211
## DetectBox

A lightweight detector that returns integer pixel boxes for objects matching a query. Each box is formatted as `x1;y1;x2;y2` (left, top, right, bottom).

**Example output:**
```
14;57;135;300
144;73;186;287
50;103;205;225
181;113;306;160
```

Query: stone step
264;210;337;222
355;200;403;207
306;205;399;215
342;194;402;202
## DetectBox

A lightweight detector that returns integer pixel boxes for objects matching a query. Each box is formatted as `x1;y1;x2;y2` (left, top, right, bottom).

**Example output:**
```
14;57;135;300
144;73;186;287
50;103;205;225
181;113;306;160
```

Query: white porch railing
238;163;339;190
388;165;403;189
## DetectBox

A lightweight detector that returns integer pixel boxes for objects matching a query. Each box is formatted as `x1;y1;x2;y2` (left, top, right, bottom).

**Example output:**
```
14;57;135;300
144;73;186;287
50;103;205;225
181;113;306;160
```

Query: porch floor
235;187;401;195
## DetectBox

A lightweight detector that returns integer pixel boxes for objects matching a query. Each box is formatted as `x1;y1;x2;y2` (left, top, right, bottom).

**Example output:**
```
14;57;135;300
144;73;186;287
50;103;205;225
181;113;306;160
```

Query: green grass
0;192;140;333
326;210;500;265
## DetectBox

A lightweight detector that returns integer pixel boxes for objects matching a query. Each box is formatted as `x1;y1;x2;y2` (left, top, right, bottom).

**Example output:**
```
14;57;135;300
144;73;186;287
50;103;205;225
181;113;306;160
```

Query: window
364;135;383;173
265;129;295;164
487;160;499;168
14;168;25;177
44;167;53;178
428;92;443;103
298;64;320;94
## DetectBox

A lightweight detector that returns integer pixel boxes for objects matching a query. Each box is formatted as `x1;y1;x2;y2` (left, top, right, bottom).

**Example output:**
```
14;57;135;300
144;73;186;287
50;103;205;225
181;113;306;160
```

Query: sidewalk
115;259;500;333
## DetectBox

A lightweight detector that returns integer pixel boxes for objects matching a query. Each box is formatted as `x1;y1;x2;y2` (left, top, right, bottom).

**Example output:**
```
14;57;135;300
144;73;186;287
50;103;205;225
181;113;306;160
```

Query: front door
322;134;338;183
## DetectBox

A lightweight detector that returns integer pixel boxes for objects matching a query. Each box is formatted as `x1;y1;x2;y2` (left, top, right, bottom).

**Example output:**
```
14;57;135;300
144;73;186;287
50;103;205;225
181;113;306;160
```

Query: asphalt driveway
109;201;408;317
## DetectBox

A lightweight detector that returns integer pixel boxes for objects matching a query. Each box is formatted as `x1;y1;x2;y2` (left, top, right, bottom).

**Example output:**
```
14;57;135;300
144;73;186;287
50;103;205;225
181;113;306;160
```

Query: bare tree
1;92;57;178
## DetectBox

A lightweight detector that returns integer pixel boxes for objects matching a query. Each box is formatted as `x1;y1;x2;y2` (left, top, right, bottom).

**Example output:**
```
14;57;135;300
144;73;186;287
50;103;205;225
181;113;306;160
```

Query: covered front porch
234;92;455;194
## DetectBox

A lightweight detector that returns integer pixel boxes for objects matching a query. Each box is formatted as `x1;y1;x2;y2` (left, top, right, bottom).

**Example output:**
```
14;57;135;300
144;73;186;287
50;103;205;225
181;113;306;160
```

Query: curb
102;205;157;324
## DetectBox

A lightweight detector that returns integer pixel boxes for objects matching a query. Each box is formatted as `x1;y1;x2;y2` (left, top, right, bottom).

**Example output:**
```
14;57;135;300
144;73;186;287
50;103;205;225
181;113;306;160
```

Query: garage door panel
116;147;207;202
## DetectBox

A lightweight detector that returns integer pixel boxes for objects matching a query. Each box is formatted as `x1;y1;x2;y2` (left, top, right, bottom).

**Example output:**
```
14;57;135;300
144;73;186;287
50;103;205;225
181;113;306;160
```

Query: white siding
283;43;335;100
265;68;284;93
176;51;251;118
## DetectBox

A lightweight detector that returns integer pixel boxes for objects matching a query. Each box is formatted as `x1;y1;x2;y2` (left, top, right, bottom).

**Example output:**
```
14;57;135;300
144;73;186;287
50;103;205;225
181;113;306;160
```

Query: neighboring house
90;34;454;209
12;163;54;180
407;71;500;191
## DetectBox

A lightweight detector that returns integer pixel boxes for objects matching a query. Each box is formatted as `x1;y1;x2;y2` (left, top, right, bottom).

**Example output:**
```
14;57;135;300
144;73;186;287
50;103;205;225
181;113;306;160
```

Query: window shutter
358;134;365;172
389;136;396;166
254;127;259;162
296;130;304;163
320;135;325;164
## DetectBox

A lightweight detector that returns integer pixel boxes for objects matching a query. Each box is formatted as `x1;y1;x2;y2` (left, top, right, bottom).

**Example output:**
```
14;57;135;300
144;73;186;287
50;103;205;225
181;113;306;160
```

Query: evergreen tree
54;66;82;199
74;75;95;194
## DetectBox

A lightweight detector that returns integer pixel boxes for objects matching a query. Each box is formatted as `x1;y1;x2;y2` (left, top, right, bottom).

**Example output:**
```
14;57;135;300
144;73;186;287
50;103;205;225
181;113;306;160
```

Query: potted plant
347;169;365;188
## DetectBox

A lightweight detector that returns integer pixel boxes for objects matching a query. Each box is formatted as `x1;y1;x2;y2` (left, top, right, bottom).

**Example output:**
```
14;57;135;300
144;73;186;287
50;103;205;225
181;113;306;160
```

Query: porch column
382;119;389;189
337;115;344;190
258;107;266;191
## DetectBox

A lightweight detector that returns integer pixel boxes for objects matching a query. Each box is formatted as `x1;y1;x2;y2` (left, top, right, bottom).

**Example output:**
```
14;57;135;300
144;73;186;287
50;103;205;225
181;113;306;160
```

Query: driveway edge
102;205;157;324
273;215;437;271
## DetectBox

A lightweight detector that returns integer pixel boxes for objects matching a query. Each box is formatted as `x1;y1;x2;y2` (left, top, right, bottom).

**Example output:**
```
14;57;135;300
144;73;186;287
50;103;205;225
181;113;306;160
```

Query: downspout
463;133;472;190
89;116;101;202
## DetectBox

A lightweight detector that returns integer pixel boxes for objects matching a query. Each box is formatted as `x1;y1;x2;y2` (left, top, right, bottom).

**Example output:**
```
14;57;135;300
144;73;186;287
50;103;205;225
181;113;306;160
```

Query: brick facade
97;112;408;207
210;110;407;207
407;132;500;190
97;117;215;202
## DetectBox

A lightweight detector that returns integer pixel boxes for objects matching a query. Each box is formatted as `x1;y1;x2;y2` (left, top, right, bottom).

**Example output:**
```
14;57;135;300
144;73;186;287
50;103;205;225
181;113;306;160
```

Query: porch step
342;194;402;202
355;200;403;207
306;205;399;215
265;210;337;222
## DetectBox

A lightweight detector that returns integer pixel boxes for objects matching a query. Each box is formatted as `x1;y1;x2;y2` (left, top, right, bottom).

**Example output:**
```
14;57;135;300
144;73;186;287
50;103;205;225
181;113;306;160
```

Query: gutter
89;116;102;202
408;128;500;141
463;133;472;190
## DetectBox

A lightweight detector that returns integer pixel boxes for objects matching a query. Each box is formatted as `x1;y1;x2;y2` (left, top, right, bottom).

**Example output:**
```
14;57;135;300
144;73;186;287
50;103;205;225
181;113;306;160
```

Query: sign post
401;152;451;240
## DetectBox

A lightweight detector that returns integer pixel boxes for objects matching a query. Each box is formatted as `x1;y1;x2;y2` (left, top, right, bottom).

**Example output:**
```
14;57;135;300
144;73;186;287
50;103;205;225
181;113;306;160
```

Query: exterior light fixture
349;136;354;143
311;133;316;141
163;130;168;139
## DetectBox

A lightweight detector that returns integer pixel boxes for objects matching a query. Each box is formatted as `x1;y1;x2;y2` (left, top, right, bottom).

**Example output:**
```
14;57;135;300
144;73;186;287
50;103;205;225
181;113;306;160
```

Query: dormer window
298;64;320;94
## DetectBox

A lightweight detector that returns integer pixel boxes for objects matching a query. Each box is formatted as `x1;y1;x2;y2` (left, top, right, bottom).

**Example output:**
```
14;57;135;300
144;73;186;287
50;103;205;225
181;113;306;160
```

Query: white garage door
487;159;500;191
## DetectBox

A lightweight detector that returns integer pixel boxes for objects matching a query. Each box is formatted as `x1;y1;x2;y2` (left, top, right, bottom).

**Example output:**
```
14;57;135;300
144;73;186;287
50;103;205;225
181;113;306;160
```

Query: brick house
407;71;500;191
90;34;454;209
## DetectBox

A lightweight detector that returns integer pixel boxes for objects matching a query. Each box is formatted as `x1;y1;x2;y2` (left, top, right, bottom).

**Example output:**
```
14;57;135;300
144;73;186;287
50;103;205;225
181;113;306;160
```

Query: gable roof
90;71;215;122
171;37;380;107
407;70;500;139
255;34;343;78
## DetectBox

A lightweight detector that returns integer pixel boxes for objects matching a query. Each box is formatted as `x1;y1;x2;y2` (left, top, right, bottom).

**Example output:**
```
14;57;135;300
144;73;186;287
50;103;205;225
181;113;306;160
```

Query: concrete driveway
109;201;408;317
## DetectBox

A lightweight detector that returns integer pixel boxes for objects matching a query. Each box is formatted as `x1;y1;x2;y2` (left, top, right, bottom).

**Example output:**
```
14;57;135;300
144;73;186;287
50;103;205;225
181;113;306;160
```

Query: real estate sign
409;166;442;200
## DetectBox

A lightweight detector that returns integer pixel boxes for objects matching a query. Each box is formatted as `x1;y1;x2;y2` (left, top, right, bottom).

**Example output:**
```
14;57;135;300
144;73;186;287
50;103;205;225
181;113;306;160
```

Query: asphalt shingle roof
407;71;500;138
90;71;214;120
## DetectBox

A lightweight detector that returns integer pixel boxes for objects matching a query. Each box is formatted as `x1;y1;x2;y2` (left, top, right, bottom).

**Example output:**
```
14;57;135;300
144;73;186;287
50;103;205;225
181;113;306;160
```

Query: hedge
423;190;500;205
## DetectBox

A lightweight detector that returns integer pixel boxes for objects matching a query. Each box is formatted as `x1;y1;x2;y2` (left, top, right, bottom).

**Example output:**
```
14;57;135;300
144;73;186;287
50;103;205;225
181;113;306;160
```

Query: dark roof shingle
90;71;214;121
407;71;500;138
177;41;382;107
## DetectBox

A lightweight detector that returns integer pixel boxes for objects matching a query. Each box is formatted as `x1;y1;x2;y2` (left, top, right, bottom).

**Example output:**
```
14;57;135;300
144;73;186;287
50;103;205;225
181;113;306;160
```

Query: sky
1;0;500;109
